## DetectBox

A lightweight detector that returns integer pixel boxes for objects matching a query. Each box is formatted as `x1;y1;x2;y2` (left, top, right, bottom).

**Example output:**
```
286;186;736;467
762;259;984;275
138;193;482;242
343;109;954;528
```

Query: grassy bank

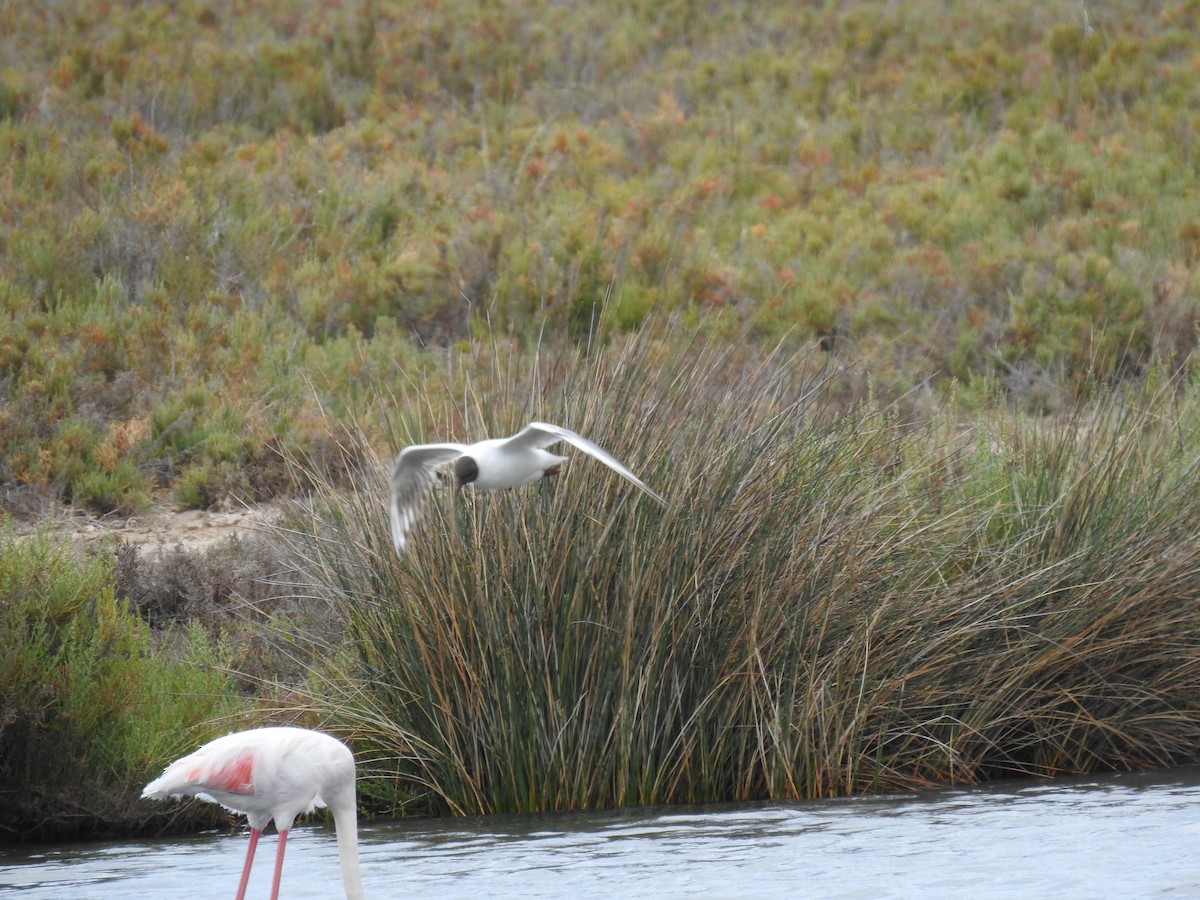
282;334;1200;816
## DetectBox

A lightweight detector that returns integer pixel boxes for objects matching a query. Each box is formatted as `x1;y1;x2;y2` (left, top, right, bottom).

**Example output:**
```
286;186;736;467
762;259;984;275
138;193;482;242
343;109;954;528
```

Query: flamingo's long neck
333;801;366;900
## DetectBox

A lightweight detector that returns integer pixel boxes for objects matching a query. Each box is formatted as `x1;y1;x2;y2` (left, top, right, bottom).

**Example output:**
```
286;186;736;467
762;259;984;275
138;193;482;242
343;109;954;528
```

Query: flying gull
388;421;665;552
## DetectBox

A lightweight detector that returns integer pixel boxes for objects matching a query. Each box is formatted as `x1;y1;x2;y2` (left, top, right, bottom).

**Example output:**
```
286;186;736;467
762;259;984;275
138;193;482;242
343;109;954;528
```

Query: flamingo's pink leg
235;828;261;900
269;829;289;900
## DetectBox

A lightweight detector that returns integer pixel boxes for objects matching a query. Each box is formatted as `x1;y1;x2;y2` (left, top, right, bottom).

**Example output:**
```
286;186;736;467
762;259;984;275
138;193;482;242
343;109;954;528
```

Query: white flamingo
142;726;365;900
388;421;666;552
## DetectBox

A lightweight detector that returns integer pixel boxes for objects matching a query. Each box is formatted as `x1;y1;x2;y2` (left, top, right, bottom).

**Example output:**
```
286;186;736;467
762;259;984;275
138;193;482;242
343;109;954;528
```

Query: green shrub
0;531;248;840
70;460;151;516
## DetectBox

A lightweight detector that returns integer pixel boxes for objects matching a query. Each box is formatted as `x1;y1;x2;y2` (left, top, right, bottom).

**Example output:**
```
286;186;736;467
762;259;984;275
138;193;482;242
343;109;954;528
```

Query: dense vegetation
3;0;1200;513
3;0;1200;839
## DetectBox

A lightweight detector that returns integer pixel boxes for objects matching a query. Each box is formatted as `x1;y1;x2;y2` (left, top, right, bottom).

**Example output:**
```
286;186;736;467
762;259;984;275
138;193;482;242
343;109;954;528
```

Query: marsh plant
281;333;1200;816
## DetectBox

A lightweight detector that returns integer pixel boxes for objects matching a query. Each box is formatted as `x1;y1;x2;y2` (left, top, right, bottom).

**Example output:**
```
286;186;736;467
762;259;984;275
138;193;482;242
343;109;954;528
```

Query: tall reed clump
0;531;249;840
283;330;1200;817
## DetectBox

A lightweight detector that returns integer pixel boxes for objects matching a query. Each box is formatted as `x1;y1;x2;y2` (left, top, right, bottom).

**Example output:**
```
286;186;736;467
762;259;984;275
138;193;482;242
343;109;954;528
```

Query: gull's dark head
453;456;479;491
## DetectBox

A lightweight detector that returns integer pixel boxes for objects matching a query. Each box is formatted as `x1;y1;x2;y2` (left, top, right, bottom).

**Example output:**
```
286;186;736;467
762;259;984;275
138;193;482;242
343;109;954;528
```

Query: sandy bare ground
12;501;284;551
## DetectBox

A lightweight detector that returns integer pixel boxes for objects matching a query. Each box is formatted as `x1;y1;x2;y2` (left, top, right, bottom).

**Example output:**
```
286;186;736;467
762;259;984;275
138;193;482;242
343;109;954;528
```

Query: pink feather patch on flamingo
190;751;255;794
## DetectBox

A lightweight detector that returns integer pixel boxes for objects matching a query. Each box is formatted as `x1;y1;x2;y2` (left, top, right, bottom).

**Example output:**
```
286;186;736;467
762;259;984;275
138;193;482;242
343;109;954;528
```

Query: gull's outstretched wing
510;422;666;504
389;442;467;552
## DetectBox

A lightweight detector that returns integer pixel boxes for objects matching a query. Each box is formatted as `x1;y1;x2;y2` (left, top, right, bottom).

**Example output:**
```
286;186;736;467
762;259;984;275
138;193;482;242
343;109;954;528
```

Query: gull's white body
460;437;566;489
142;726;365;900
389;421;665;552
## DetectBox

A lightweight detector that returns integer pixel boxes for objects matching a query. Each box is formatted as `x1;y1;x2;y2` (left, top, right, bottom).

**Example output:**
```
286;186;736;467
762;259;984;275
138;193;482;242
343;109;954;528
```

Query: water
4;767;1199;899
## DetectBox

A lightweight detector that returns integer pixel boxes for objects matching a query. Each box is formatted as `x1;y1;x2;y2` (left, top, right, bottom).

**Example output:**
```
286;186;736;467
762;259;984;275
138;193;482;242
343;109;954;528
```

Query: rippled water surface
4;767;1200;898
